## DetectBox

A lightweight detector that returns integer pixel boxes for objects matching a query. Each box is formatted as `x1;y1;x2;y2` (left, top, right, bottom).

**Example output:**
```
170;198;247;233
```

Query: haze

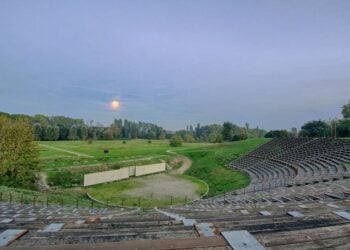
1;0;350;130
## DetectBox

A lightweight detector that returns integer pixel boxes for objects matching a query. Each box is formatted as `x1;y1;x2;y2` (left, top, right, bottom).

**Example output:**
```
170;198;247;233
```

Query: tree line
264;101;350;138
0;112;167;141
0;111;267;142
173;122;267;143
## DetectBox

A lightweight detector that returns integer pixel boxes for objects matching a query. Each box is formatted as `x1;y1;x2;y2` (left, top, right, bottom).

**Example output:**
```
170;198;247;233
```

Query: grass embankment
46;156;170;188
180;138;270;197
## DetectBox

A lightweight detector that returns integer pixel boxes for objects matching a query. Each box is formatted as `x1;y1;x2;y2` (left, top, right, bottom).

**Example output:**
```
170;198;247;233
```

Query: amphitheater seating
2;138;350;249
229;138;350;189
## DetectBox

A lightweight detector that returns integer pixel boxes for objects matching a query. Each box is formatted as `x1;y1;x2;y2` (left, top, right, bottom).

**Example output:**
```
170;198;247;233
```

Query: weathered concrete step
3;236;228;250
218;217;347;234
256;223;350;247
11;230;199;246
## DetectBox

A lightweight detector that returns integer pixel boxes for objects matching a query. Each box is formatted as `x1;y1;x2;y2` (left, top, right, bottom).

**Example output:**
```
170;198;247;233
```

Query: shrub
169;135;183;147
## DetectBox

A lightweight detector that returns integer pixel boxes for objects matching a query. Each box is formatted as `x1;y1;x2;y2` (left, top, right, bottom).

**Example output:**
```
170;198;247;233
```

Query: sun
110;100;120;110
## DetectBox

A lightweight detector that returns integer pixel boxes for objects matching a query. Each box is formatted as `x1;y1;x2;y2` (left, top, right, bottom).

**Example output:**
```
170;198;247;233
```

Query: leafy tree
337;119;350;137
169;135;183;147
265;130;291;138
53;125;60;140
342;101;350;118
32;123;42;141
0;117;40;188
184;134;196;143
222;122;233;141
299;120;330;137
80;126;88;140
45;125;55;140
68;125;78;140
214;134;223;143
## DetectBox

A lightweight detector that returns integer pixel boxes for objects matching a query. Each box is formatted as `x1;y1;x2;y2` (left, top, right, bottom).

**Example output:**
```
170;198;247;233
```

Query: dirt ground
123;173;200;200
170;155;192;175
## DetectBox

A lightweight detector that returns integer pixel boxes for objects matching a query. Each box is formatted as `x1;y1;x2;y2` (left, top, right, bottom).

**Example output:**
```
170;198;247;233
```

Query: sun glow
110;100;120;110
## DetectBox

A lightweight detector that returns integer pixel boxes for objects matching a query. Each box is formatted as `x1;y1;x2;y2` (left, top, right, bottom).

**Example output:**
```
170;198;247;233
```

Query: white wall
135;162;166;177
84;167;129;186
83;162;166;187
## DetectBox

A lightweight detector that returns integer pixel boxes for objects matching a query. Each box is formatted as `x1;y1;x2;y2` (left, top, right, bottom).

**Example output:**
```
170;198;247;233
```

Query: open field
33;138;269;207
39;140;212;169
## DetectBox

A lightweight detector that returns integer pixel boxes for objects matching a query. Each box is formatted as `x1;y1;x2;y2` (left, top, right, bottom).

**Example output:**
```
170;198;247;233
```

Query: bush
169;135;183;147
48;171;83;188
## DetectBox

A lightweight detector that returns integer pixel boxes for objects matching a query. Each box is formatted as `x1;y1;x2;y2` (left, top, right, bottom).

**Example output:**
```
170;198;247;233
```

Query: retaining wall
83;162;166;187
84;167;129;186
135;162;166;177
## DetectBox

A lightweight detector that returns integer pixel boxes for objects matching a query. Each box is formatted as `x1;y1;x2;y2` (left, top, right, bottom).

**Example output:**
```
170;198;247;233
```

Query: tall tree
0;117;40;188
68;125;78;140
299;120;330;137
222;122;233;141
32;123;42;141
342;101;350;119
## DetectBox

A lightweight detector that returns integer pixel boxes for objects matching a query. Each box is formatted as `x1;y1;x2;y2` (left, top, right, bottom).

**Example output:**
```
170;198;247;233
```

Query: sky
0;0;350;130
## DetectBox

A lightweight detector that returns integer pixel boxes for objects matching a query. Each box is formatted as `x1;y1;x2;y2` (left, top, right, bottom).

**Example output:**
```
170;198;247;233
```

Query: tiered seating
0;202;198;247
167;196;350;249
2;138;350;249
230;138;350;188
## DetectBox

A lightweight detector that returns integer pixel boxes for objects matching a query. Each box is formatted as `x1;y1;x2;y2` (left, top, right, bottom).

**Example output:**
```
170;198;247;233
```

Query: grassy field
6;138;270;208
182;138;270;196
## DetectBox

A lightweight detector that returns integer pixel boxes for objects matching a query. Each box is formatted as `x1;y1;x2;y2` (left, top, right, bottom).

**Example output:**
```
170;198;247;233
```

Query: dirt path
170;155;192;175
39;172;49;189
40;144;94;158
123;173;200;199
122;154;197;199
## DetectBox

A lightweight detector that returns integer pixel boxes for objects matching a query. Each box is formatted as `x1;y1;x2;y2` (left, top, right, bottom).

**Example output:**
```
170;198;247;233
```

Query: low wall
84;167;129;187
135;162;166;177
83;162;166;187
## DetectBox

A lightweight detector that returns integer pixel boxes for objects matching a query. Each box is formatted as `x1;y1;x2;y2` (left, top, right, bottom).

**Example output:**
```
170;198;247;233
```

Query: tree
299;120;330;137
68;125;78;140
80;126;88;140
265;130;291;138
0;117;40;189
342;101;350;118
169;135;183;147
184;134;195;143
32;123;42;141
53;125;60;140
222;122;233;141
45;125;55;140
337;119;350;137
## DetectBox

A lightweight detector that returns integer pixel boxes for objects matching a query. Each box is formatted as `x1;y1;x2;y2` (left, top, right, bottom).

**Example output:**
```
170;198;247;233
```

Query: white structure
83;162;166;187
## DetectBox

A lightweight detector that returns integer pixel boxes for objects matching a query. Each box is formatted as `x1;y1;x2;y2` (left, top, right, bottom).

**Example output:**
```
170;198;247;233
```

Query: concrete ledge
7;236;228;250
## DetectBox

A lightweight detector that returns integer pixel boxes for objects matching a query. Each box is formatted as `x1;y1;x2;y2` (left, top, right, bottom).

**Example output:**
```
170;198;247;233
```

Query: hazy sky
1;0;350;130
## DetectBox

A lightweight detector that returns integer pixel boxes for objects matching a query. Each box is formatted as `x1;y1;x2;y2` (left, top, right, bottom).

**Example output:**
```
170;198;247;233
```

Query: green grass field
183;138;270;196
39;140;211;169
3;138;269;208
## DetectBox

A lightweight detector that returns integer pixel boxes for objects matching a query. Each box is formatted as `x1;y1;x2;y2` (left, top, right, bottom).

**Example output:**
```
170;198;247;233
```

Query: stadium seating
2;138;350;249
